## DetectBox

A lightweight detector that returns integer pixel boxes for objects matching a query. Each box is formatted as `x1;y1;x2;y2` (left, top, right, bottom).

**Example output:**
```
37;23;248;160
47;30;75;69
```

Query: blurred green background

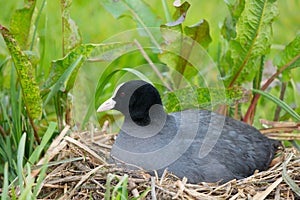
0;0;299;127
1;0;299;62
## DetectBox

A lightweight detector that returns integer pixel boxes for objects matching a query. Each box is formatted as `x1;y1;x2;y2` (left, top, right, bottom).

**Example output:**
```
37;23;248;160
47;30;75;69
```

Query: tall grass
0;0;299;198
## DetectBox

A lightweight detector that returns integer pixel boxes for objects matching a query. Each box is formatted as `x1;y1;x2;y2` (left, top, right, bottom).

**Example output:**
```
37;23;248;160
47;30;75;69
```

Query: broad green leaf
160;1;189;47
181;19;212;85
221;0;245;40
163;86;248;112
274;33;300;71
10;0;36;50
43;55;83;106
159;2;189;73
44;43;132;93
99;0;127;19
61;0;82;54
89;42;134;62
43;44;95;93
252;89;300;121
171;1;190;21
159;25;184;80
226;0;278;86
0;25;42;119
100;0;161;28
184;19;212;49
100;0;162;48
159;2;211;87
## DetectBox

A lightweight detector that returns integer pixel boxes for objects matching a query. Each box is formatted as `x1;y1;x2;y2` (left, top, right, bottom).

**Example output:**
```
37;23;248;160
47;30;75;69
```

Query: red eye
120;92;126;97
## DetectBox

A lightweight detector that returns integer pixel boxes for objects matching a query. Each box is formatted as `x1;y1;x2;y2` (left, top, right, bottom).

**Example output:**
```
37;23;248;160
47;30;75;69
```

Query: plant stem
55;93;64;131
61;0;65;57
274;82;287;121
65;93;72;126
244;53;300;124
0;125;6;137
30;0;47;51
161;0;172;22
29;113;41;144
134;39;173;91
124;2;162;53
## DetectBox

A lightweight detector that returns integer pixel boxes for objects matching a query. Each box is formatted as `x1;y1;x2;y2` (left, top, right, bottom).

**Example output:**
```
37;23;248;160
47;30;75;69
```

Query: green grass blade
282;154;300;196
0;138;9;165
291;141;300;152
252;89;300;121
121;175;128;200
17;133;27;191
112;174;128;200
30;0;46;51
131;188;151;200
28;122;57;164
10;65;22;146
104;173;115;200
32;161;48;197
0;136;16;181
18;163;34;200
0;56;10;71
161;0;171;22
1;162;9;200
11;185;17;200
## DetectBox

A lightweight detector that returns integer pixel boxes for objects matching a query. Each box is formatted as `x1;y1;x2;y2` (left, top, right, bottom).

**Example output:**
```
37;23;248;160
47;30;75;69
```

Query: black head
97;80;164;126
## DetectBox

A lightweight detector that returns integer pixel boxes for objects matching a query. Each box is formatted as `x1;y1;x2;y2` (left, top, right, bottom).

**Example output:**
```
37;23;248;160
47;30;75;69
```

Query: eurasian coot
97;80;278;183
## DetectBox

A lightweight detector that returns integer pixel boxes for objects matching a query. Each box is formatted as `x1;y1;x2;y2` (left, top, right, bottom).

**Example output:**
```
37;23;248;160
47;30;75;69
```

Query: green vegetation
0;0;299;198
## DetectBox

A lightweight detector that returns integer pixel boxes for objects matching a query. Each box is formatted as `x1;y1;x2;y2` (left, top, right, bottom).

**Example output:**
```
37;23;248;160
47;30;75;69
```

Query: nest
33;125;300;199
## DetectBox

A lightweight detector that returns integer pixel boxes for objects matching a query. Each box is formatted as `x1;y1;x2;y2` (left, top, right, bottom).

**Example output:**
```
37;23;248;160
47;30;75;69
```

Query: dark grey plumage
97;80;279;183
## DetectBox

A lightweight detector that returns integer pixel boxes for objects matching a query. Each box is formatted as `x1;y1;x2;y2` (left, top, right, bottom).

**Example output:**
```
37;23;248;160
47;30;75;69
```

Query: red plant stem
274;82;287;121
244;53;300;124
29;115;41;144
0;125;6;137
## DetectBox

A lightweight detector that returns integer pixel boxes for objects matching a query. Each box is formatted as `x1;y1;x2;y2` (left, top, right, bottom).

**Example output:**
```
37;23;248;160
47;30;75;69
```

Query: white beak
97;98;116;112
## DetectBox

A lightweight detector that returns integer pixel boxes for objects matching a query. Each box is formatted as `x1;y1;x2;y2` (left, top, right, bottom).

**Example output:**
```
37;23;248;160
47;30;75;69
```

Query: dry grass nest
33;125;300;200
